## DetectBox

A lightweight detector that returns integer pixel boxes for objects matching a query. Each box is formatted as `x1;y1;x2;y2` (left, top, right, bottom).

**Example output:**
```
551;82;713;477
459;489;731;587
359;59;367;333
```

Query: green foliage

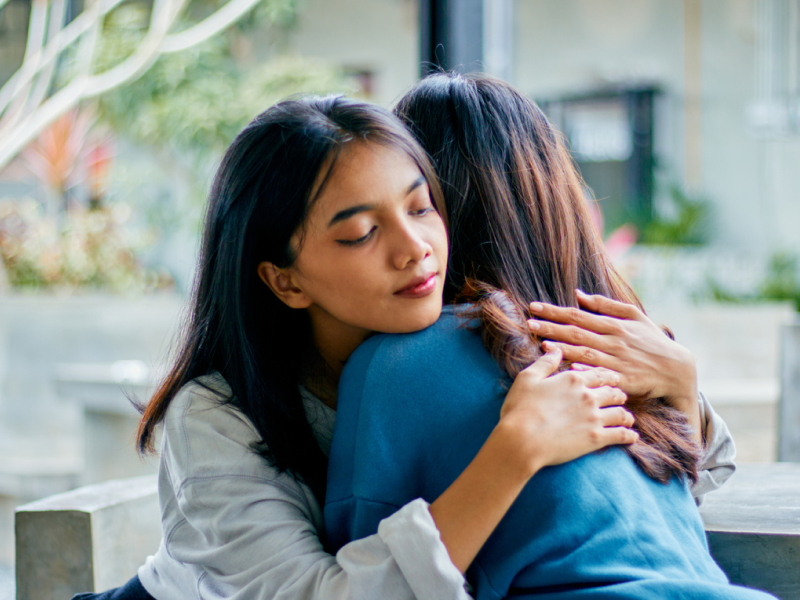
706;251;800;311
0;199;169;293
759;252;800;310
245;0;300;29
94;3;350;158
706;277;746;304
639;185;711;246
87;0;351;255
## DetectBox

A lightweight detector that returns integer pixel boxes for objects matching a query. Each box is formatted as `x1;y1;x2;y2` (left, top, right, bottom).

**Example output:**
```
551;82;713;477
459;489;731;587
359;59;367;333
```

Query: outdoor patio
2;0;800;598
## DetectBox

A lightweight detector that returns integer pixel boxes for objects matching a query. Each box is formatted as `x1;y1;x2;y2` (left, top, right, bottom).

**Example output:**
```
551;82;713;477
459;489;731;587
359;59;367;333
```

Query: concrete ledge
700;463;800;599
15;475;159;600
14;465;800;600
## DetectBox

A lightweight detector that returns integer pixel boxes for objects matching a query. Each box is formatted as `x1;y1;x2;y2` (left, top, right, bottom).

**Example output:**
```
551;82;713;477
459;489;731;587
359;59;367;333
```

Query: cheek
300;252;383;304
429;219;449;263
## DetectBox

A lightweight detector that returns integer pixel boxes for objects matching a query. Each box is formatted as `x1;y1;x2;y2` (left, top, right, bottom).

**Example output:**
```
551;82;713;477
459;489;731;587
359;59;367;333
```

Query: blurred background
0;0;799;597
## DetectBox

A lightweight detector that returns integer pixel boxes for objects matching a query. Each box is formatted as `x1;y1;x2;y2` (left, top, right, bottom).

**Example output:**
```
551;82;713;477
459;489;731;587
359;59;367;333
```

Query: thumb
521;343;562;381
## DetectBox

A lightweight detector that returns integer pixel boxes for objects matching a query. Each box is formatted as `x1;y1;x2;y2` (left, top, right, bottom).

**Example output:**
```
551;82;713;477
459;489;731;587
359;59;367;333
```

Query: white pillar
483;0;514;82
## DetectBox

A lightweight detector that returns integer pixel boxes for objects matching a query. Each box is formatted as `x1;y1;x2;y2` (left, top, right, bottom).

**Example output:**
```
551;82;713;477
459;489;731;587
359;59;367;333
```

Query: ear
257;261;313;309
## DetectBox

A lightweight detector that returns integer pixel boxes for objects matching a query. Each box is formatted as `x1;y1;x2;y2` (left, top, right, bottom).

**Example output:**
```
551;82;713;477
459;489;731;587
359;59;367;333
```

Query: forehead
310;141;422;216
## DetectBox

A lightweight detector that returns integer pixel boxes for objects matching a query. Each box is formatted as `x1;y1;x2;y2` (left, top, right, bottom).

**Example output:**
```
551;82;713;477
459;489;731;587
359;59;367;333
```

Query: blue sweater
325;309;775;599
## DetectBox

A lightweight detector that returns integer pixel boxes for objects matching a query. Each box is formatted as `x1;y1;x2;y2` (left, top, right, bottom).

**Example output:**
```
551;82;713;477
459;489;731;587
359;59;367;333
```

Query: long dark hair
396;73;700;484
137;95;445;497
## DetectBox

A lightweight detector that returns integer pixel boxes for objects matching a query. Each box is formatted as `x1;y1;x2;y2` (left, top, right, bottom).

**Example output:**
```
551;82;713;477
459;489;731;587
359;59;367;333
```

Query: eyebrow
327;204;376;227
406;175;427;195
327;175;428;228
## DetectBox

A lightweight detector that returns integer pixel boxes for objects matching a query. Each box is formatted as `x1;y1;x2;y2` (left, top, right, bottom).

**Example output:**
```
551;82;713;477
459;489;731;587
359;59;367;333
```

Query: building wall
512;0;799;255
280;0;420;107
701;0;762;251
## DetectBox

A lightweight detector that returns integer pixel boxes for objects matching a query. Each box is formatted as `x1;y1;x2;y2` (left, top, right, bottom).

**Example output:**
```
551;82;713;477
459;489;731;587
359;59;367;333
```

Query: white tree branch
160;0;263;53
0;0;128;115
0;0;265;172
0;0;49;132
25;0;69;116
23;0;49;58
83;0;186;95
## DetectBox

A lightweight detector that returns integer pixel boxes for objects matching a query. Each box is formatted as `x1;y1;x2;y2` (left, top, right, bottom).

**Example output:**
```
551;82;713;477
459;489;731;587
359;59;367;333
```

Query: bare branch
0;0;129;115
0;0;49;132
161;0;263;53
84;0;188;95
0;0;266;172
25;0;69;117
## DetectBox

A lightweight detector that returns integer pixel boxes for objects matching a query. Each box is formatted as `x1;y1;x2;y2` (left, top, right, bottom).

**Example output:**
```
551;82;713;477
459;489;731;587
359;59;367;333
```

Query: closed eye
410;206;435;217
336;226;377;247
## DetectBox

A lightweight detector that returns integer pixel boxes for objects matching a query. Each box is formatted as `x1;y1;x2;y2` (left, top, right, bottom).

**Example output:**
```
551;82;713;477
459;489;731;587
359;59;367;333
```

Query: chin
391;302;442;334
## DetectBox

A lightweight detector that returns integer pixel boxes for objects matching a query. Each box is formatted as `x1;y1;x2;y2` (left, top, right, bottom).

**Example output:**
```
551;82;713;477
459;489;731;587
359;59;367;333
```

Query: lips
394;272;437;299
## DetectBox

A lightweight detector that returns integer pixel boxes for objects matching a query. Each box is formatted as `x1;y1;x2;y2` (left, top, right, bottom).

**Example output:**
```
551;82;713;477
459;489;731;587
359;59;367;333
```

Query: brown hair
396;73;699;484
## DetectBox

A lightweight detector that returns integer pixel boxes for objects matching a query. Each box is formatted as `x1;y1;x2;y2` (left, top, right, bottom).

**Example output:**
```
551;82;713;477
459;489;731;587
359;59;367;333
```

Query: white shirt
138;373;468;600
138;374;735;600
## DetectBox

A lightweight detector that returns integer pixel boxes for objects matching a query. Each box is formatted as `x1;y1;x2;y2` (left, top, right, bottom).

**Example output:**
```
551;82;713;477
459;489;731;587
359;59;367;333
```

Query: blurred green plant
758;252;800;310
3;0;345;293
94;3;349;160
639;185;711;245
85;1;350;245
0;199;170;293
0;105;165;293
707;251;800;311
706;278;741;303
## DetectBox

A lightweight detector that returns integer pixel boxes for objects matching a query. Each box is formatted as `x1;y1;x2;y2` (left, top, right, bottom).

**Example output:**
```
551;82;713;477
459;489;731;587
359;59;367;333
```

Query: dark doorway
541;88;657;234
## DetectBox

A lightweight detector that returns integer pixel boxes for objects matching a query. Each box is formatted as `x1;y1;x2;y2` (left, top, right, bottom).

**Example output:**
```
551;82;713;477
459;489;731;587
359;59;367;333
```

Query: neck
303;306;371;410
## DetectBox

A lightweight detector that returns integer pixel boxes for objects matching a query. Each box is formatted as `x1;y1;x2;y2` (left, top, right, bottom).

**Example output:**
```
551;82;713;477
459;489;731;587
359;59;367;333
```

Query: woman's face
261;140;448;360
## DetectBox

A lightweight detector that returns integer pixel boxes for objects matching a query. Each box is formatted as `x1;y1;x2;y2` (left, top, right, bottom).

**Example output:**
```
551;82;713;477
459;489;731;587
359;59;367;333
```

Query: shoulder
161;373;274;483
166;372;259;445
338;306;506;421
346;306;486;379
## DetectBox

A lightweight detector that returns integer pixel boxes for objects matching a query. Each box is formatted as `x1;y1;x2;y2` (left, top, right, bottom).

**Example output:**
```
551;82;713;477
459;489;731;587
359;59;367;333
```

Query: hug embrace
74;73;773;600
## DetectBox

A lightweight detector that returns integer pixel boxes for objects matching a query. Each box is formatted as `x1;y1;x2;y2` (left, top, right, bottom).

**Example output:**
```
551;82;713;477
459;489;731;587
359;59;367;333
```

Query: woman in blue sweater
325;73;774;599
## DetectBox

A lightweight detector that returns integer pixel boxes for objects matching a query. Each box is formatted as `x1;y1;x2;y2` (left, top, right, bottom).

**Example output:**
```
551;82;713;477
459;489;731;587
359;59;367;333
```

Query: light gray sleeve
148;381;472;600
691;391;737;505
168;477;471;600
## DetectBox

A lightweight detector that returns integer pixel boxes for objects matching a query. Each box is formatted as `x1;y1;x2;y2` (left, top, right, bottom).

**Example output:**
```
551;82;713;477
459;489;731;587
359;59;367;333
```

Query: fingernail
527;320;541;331
530;302;544;312
575;289;587;296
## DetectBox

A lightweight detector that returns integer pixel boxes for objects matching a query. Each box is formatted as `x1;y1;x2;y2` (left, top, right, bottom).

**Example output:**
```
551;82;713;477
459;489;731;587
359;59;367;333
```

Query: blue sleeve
325;334;404;550
324;315;506;552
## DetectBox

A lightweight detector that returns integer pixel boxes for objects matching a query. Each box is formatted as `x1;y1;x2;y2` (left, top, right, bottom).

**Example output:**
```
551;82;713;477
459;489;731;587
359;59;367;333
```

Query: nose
391;220;431;270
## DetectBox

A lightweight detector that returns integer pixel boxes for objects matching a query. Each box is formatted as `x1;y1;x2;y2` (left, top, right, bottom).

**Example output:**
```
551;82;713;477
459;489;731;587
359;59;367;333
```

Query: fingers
529;300;617;334
527;318;610;352
570;367;621;390
590;384;627;408
519;344;562;381
600;426;640;447
538;341;614;370
598;405;635;428
575;289;642;321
